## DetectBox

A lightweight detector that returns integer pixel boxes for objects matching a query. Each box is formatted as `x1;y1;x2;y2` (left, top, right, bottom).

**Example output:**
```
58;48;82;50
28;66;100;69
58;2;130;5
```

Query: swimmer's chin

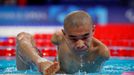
73;49;88;55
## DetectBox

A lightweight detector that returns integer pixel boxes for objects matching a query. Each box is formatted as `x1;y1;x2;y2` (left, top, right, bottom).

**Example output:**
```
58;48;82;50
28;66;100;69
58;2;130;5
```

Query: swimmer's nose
75;40;87;50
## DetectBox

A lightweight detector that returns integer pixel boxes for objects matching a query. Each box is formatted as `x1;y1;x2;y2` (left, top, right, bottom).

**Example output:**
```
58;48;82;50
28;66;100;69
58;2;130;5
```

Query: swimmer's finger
53;62;60;72
45;67;55;75
45;62;59;75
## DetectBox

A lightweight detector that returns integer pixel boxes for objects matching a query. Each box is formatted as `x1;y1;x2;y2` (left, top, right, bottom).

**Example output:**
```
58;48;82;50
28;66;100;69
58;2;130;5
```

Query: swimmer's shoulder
92;37;110;59
51;30;64;45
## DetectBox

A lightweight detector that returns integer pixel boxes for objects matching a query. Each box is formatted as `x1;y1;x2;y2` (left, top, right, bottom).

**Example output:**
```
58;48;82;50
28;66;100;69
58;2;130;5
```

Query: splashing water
80;55;84;71
76;55;89;75
0;57;134;75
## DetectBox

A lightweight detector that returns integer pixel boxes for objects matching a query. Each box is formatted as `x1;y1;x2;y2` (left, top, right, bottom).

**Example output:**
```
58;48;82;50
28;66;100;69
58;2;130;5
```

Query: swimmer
16;10;110;75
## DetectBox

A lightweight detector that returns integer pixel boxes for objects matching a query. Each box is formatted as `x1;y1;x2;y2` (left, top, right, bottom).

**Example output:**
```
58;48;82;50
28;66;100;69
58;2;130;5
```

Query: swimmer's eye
70;37;88;42
82;35;90;40
81;37;88;40
70;38;78;42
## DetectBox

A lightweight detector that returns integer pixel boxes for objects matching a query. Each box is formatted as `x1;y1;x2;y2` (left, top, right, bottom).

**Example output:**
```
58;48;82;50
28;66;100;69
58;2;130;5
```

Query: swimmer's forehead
64;11;93;38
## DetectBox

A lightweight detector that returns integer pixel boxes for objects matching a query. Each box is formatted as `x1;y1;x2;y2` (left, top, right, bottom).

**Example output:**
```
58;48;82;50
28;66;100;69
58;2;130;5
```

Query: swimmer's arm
16;32;43;65
51;33;59;45
92;37;110;59
51;30;63;45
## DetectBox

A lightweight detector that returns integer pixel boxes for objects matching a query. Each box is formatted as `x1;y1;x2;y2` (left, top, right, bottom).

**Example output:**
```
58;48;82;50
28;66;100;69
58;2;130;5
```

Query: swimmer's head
63;10;94;54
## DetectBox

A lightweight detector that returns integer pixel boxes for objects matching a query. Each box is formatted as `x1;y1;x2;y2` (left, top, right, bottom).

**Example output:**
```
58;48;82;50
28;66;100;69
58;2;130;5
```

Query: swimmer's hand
38;61;60;75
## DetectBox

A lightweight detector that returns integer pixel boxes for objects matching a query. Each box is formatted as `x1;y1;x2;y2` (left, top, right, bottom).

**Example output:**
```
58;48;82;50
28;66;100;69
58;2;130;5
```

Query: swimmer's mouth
74;48;88;53
75;46;88;51
77;49;88;52
74;49;88;55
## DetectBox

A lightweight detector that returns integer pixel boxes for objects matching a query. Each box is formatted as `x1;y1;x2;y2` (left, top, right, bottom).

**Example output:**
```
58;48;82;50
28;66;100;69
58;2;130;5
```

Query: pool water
0;57;134;75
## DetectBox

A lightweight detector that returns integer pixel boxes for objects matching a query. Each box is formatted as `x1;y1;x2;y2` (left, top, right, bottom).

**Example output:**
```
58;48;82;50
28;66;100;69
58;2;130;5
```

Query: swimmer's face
64;24;94;53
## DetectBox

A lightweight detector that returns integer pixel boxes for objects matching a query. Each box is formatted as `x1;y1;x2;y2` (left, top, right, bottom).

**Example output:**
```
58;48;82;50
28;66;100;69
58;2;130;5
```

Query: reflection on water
0;57;134;75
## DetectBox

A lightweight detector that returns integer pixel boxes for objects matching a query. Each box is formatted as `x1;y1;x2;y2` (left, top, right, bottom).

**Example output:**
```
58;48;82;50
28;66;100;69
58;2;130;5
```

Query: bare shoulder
51;30;64;45
92;37;110;59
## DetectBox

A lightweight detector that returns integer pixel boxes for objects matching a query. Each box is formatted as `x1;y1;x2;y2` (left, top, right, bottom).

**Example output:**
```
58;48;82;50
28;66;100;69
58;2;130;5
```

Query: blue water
0;57;134;75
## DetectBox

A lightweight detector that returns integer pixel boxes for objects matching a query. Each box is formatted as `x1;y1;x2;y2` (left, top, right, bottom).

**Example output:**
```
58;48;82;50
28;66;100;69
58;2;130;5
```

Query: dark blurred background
0;0;134;7
0;0;133;25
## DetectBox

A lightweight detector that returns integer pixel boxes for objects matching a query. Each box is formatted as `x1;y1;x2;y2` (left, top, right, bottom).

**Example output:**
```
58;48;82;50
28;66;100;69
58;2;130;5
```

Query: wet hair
64;10;93;31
